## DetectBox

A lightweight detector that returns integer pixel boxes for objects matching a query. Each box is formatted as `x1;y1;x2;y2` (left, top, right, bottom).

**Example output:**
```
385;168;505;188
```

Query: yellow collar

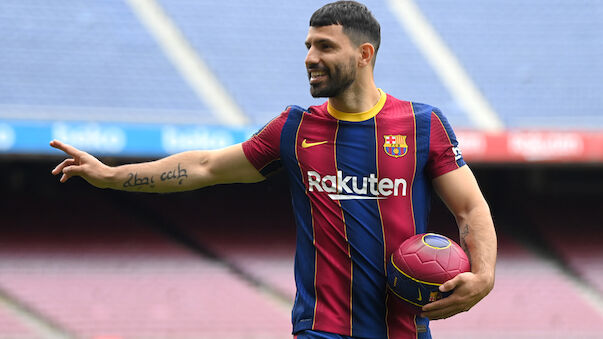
327;89;387;122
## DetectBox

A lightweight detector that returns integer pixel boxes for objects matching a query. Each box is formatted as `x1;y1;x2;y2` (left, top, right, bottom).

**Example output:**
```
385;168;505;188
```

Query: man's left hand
420;271;494;320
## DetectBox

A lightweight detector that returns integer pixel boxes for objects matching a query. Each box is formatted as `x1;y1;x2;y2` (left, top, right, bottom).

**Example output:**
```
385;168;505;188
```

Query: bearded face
307;56;357;98
305;25;361;99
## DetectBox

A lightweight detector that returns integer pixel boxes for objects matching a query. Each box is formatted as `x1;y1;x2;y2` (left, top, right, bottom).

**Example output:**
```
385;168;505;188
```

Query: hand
50;140;113;188
420;271;494;320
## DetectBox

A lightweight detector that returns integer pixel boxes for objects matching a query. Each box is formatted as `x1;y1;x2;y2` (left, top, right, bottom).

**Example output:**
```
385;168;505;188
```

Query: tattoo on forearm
460;224;472;263
160;163;188;185
123;172;155;188
122;163;188;189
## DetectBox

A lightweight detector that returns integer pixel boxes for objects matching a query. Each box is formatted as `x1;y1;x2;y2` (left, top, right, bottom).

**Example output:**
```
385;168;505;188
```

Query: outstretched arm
421;165;497;319
50;140;264;193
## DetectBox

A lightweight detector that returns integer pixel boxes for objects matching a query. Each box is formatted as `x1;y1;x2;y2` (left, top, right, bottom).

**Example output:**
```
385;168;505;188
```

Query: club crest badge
383;135;408;158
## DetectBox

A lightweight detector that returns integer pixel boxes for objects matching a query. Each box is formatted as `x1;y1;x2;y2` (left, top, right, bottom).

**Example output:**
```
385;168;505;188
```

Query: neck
328;80;380;113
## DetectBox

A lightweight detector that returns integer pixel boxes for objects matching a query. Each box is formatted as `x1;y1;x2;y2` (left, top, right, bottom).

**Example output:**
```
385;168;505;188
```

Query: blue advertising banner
0;120;258;157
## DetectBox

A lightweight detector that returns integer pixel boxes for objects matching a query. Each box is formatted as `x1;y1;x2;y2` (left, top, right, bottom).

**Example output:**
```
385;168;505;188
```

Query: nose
305;46;319;68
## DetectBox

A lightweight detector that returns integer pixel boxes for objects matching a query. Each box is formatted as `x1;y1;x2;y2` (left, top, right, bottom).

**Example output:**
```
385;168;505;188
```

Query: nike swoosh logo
417;288;422;301
302;139;328;148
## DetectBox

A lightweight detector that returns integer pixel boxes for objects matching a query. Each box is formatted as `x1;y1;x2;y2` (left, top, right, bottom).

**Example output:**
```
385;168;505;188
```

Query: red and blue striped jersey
242;90;465;339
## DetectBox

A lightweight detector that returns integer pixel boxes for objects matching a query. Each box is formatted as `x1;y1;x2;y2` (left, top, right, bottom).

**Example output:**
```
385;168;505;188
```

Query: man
51;1;496;338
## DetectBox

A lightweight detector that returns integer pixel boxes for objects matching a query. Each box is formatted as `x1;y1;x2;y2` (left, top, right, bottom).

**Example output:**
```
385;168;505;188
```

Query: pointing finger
50;140;83;158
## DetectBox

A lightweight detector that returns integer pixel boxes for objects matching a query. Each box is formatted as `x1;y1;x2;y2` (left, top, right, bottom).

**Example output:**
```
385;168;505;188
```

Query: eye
320;43;335;51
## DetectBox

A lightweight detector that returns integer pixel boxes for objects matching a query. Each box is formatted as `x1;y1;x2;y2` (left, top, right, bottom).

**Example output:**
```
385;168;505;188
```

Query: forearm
456;202;497;285
52;141;264;193
105;151;212;193
425;166;497;318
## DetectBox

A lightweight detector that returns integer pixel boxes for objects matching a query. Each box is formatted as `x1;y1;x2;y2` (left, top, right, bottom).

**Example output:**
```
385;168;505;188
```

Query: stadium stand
0;305;36;339
0;182;291;339
418;0;603;129
139;176;298;301
188;229;297;301
0;0;477;127
430;235;603;339
2;0;602;159
4;0;600;130
0;0;212;124
156;0;470;127
529;197;603;295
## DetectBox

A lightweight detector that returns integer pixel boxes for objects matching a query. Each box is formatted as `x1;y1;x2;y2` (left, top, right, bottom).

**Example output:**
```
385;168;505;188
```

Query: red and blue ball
387;233;470;314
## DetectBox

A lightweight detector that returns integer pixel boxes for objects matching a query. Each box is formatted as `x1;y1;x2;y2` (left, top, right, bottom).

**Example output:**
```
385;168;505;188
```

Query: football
387;233;470;313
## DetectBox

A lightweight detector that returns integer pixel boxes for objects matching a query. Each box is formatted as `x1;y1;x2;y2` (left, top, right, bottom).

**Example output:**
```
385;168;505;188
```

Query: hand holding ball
387;233;470;314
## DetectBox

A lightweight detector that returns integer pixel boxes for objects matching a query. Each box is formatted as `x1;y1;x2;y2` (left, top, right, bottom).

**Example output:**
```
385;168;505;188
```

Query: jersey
242;89;466;339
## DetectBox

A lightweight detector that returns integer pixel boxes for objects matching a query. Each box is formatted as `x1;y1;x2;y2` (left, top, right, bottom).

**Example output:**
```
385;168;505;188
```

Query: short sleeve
241;107;290;177
427;108;466;178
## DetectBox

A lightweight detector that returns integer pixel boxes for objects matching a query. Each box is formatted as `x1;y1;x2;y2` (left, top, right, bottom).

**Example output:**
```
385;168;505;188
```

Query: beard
308;57;357;98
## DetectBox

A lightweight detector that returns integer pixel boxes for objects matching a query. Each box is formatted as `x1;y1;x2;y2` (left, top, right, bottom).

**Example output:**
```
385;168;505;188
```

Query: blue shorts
294;330;354;339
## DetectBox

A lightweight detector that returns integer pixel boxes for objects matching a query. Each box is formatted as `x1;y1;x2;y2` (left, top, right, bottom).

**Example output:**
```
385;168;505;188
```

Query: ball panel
398;234;426;256
422;234;451;249
410;260;450;284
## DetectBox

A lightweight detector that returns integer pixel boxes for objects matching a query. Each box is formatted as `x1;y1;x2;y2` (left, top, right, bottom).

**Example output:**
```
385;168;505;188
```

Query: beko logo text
307;171;407;200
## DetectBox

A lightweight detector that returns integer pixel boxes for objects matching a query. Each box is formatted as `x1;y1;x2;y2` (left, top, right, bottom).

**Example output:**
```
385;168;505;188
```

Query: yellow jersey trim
327;89;387;122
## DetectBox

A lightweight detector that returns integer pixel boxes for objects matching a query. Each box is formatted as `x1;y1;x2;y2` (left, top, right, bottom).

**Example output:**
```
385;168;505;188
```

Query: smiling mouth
309;70;328;84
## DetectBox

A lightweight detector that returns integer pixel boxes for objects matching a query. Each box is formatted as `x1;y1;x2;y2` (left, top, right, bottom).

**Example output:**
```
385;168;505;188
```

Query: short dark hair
310;1;381;61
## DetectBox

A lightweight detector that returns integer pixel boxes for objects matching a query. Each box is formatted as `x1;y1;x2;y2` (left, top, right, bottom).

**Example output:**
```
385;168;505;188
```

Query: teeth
311;71;326;78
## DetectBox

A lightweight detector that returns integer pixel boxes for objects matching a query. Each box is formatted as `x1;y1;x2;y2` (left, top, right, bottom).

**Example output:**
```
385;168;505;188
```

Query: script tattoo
123;172;155;189
460;224;472;264
160;163;188;185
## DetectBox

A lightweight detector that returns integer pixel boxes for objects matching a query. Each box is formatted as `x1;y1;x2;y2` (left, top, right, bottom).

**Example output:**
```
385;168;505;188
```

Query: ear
358;43;375;68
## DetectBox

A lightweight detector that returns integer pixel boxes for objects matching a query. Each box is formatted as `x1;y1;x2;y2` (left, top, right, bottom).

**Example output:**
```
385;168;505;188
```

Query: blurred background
0;0;602;338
